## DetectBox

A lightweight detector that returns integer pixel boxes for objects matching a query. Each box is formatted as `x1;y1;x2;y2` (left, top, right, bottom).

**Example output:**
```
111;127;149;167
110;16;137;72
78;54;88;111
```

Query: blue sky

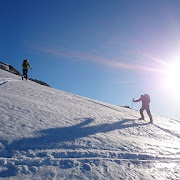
1;0;180;119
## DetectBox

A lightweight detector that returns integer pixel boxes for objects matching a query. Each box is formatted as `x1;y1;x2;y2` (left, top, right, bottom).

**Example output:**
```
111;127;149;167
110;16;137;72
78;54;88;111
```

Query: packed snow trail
0;69;180;180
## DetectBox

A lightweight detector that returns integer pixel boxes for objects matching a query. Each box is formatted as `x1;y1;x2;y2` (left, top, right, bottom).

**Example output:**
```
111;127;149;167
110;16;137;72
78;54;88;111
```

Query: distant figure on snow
133;94;153;123
22;59;32;80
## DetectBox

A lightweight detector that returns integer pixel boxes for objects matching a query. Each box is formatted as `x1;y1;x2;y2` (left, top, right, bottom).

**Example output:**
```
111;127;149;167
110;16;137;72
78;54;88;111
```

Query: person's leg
139;106;145;120
145;106;153;123
25;69;28;80
22;69;25;80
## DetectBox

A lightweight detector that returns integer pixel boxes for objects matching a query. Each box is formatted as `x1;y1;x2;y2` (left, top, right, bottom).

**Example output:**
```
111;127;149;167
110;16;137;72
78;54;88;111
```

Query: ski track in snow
0;78;20;86
0;69;180;180
0;78;19;82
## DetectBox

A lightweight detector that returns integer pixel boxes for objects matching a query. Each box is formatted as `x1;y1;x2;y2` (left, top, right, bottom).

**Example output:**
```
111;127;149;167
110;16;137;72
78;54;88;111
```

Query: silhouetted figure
133;94;153;123
22;59;32;80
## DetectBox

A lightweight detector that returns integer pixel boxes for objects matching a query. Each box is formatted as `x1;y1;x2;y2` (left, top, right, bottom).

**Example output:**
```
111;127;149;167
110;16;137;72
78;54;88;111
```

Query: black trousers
23;69;28;79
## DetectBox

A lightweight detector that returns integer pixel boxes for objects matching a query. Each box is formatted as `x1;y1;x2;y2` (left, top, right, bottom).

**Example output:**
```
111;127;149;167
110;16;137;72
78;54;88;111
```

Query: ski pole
131;98;134;109
31;68;32;80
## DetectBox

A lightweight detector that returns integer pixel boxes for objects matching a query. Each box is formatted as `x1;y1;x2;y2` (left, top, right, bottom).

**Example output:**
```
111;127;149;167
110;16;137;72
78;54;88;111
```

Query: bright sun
165;61;180;90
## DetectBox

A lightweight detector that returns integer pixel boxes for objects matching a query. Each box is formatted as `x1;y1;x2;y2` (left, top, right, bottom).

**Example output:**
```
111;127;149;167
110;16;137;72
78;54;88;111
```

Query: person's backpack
143;94;150;104
23;60;28;67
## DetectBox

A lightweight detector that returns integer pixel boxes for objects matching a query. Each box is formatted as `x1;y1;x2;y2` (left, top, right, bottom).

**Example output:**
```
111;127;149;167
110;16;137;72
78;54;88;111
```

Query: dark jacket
22;61;31;70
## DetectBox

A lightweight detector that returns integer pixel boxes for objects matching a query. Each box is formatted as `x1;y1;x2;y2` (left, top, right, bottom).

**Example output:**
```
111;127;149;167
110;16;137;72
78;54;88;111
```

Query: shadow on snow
2;118;148;152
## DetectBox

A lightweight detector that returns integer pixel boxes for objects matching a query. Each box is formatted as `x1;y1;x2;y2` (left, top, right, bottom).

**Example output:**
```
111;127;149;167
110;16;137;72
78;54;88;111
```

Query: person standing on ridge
22;59;32;80
133;94;153;123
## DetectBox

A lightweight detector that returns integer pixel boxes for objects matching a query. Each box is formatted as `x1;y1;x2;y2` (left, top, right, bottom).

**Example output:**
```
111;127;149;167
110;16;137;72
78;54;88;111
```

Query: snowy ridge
0;62;9;71
0;62;20;76
0;69;180;180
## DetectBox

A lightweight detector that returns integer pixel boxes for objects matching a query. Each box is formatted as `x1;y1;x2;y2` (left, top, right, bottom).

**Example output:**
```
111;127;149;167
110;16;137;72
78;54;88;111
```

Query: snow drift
0;69;180;180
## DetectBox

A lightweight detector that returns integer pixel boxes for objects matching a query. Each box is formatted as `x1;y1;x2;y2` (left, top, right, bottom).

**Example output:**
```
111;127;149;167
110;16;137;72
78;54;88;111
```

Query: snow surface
0;69;180;180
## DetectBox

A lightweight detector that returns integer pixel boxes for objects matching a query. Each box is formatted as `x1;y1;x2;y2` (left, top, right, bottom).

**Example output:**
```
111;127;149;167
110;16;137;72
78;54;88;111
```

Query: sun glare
165;61;180;91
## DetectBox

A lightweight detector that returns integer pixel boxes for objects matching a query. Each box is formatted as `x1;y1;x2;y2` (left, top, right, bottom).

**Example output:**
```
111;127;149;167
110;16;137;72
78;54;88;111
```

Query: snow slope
0;69;180;180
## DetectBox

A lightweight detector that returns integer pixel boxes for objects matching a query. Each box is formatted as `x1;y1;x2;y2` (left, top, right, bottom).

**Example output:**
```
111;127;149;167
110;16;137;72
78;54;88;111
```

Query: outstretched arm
28;63;32;69
133;97;142;103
